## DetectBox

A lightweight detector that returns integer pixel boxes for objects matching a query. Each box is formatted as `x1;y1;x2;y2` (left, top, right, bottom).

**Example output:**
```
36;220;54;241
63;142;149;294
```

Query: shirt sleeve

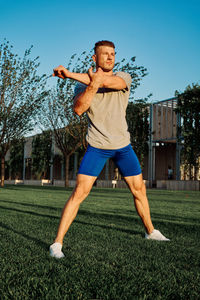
115;72;132;91
74;82;87;97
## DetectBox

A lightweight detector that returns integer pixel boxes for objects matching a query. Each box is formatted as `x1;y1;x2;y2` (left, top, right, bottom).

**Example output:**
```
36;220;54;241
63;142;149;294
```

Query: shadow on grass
3;184;73;192
0;221;49;250
1;202;199;231
91;188;130;196
0;199;62;212
74;219;142;237
78;209;200;227
0;205;60;220
1;198;199;249
151;212;200;226
148;197;200;205
3;184;130;194
0;206;143;243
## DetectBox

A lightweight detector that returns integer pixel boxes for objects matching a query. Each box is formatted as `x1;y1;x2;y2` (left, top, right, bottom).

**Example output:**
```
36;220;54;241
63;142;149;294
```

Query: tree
31;131;52;179
175;84;200;180
41;51;95;187
8;138;24;179
126;98;150;167
42;51;149;186
0;39;49;187
42;88;87;187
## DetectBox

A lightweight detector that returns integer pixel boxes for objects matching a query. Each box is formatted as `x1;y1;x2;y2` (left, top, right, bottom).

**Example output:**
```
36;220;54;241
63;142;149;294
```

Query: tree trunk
65;155;70;187
189;164;192;180
183;165;187;180
1;156;5;187
194;165;198;181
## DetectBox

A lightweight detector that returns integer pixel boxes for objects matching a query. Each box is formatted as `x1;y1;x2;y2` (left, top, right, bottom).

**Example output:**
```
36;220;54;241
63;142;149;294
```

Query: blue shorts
78;144;141;177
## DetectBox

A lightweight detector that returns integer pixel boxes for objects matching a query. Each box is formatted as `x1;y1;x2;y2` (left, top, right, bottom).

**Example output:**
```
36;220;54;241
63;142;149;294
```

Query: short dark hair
94;40;115;53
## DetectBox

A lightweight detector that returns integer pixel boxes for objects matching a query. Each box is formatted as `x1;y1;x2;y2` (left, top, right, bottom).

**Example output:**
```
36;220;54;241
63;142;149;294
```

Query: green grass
0;185;199;300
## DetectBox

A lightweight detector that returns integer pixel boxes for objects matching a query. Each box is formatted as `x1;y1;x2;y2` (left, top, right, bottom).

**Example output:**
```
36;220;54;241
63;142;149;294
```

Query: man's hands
53;65;71;79
88;67;127;90
88;67;105;88
73;67;104;116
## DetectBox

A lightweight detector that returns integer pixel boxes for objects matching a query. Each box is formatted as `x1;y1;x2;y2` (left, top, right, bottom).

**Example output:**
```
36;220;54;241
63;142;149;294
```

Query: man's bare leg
124;173;154;234
55;174;97;244
124;173;170;241
50;174;96;258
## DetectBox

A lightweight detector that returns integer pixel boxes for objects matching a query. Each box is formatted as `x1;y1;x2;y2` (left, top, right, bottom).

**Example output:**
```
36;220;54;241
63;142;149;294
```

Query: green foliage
175;84;200;179
126;99;150;166
0;39;49;142
0;39;49;185
9;138;24;179
31;131;52;179
42;52;93;155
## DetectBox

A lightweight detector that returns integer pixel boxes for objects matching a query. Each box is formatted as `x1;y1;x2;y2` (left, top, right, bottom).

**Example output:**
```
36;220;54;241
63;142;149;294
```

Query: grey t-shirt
74;71;132;149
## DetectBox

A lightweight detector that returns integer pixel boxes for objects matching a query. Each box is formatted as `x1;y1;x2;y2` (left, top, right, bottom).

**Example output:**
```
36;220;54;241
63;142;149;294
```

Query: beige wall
153;104;177;141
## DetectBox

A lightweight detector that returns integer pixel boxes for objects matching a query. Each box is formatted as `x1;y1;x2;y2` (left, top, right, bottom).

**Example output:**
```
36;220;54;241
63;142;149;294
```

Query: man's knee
125;174;145;196
131;182;144;197
71;174;96;204
73;184;91;202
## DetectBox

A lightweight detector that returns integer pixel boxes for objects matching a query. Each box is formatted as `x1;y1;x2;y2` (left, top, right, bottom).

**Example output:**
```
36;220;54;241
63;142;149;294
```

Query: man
50;40;169;259
168;166;173;180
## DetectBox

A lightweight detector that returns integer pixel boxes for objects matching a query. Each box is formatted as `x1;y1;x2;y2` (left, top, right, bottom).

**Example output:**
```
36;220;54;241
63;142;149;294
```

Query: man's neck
96;65;113;76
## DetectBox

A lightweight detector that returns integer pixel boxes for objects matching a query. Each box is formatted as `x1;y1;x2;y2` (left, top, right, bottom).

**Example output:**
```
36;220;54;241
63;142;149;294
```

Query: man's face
93;46;115;72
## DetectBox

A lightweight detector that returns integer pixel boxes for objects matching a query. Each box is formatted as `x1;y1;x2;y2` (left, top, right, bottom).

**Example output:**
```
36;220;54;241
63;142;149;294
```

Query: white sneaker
49;242;65;258
145;229;170;241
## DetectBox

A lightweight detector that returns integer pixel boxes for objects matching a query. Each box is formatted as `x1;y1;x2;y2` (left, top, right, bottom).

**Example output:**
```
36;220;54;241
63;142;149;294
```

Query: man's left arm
102;72;132;91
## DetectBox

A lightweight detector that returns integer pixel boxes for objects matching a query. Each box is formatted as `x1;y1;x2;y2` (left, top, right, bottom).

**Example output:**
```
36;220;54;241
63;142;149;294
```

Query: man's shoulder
114;71;132;89
115;71;131;78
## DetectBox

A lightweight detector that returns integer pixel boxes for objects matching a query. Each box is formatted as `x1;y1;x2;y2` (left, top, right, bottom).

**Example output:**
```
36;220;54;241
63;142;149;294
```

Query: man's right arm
73;67;104;116
73;82;99;116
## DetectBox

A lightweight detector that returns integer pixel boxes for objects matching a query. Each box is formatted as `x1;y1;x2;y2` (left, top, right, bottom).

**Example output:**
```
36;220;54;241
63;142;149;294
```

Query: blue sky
0;0;199;101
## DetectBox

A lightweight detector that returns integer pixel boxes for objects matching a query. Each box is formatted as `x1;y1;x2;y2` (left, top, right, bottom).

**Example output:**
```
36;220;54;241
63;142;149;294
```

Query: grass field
0;185;199;300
